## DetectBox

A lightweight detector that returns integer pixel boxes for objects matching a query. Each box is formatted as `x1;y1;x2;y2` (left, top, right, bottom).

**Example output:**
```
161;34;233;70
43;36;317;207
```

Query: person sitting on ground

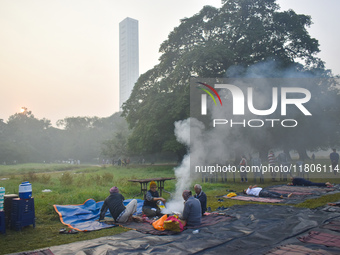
193;184;207;215
243;185;292;199
288;177;333;187
180;190;201;226
99;186;137;223
142;181;166;217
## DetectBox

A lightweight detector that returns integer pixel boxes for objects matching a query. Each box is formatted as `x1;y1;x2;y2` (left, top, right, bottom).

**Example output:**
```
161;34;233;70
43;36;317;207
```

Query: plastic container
19;182;32;199
157;201;165;210
0;187;4;199
0;187;4;211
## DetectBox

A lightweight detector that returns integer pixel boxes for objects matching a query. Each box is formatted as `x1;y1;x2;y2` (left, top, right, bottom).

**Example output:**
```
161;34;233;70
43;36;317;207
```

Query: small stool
11;198;35;231
4;194;19;228
0;211;5;234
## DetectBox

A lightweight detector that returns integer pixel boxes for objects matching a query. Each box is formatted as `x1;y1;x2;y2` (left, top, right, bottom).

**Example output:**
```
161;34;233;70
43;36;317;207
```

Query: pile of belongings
152;214;186;232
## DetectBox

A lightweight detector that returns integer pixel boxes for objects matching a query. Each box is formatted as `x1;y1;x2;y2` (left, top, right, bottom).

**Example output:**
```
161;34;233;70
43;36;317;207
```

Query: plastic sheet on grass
46;204;340;254
53;198;144;231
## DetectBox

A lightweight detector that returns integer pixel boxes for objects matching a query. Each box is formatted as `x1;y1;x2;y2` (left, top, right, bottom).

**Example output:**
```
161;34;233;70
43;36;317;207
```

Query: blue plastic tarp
54;198;144;231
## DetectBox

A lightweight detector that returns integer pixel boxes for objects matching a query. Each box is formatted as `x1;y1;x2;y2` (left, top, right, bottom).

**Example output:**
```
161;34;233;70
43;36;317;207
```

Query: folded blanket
298;231;340;248
267;186;334;196
266;244;332;255
119;213;235;235
322;220;340;232
223;195;282;203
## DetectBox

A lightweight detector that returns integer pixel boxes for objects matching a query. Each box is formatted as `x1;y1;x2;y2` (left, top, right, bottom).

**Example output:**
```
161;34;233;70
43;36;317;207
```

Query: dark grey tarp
9;204;340;255
224;185;340;205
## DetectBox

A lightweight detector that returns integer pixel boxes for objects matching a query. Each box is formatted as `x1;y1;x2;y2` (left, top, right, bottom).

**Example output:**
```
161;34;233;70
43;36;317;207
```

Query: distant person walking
251;156;263;183
330;149;339;174
277;152;290;181
239;155;248;182
268;150;276;181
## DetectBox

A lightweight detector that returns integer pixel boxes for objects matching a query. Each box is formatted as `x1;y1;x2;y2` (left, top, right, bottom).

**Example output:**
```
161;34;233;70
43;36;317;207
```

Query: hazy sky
1;0;339;126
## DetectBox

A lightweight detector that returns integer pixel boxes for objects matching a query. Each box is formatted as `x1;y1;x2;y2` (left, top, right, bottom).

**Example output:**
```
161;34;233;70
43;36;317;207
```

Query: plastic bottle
157;200;165;210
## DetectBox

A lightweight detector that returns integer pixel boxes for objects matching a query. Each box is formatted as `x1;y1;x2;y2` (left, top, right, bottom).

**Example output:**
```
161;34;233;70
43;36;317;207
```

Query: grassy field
0;161;340;254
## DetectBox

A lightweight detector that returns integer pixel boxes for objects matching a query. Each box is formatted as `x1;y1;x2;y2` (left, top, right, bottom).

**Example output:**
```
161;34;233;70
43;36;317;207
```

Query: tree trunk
176;146;187;164
297;148;310;161
259;150;268;162
283;148;292;161
259;144;271;162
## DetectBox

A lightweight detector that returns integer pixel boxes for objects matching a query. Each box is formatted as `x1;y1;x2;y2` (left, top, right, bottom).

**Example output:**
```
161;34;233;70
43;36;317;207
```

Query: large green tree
2;108;53;163
123;0;333;159
56;113;128;162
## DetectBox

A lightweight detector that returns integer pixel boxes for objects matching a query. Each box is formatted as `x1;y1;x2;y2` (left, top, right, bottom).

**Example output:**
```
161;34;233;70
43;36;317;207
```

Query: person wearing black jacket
330;149;340;174
194;184;207;215
99;186;137;223
289;177;333;187
142;181;166;217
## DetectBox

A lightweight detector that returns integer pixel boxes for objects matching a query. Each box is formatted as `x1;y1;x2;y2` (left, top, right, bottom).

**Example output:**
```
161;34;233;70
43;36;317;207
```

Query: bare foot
326;182;333;187
132;216;144;223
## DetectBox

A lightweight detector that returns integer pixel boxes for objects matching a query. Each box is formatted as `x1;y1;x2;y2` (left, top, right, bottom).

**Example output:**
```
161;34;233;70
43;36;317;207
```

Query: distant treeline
0;110;128;164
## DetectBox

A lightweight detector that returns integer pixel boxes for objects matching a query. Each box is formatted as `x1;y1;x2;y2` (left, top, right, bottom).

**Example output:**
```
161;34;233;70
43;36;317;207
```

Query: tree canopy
122;0;338;160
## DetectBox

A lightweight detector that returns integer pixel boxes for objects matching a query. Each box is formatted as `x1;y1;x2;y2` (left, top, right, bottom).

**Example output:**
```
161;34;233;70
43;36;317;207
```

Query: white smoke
162;118;206;214
162;61;339;215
